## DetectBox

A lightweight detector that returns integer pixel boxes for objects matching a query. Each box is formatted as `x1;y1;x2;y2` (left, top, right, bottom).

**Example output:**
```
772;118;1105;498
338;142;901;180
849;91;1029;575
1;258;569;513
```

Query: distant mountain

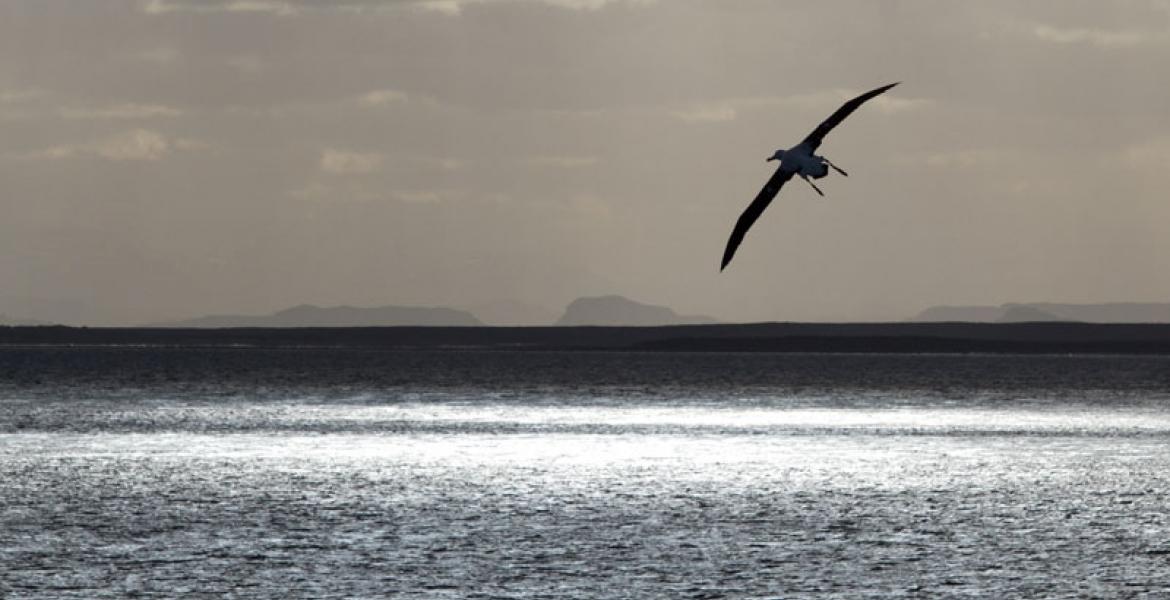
0;314;53;326
1024;303;1170;322
151;304;483;328
997;305;1063;322
912;302;1170;323
912;305;1011;322
556;295;718;326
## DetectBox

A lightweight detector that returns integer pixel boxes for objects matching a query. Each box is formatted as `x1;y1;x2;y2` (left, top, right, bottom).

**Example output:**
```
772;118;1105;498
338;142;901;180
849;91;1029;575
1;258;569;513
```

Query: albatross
720;82;899;271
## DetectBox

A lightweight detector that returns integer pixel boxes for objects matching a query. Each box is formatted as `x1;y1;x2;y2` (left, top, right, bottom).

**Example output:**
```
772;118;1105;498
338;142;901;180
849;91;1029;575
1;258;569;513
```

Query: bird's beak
766;156;776;162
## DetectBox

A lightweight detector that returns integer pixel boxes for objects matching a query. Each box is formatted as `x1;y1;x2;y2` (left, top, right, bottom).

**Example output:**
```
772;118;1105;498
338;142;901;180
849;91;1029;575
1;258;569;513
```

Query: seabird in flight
720;82;899;271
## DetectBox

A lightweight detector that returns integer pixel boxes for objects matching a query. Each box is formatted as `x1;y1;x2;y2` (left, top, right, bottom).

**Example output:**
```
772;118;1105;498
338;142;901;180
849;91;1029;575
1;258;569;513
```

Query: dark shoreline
3;322;1170;354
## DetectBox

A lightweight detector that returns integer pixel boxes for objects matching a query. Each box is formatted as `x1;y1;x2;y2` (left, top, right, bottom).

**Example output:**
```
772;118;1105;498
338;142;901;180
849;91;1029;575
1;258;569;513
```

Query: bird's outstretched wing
720;167;795;271
801;82;899;152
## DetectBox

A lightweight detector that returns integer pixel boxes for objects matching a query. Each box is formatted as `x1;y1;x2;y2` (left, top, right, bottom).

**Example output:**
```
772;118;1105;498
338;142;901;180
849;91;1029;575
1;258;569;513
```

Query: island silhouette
912;302;1170;323
556;295;718;326
148;304;483;328
142;295;716;328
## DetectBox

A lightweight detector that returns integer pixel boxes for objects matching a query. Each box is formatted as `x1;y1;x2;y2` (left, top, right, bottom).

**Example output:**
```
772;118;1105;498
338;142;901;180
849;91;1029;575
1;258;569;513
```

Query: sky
2;0;1170;325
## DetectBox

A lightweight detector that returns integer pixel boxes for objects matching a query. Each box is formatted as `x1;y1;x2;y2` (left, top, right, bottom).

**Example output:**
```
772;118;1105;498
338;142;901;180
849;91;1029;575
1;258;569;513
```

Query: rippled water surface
3;349;1170;598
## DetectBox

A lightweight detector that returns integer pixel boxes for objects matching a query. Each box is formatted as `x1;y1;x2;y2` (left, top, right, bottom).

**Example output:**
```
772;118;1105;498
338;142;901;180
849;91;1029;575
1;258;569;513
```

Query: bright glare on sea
2;349;1170;598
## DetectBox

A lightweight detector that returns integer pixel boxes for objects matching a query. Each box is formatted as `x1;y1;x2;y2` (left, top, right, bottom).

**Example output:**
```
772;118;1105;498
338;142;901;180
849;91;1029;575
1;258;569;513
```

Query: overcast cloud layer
2;0;1169;324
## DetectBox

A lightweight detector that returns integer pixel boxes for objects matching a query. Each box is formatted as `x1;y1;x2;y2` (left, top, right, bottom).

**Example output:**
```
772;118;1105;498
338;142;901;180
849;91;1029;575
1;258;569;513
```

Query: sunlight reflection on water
3;351;1170;597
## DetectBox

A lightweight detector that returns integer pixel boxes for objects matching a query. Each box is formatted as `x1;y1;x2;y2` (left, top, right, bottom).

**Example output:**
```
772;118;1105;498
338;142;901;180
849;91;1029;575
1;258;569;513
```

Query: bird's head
766;149;785;162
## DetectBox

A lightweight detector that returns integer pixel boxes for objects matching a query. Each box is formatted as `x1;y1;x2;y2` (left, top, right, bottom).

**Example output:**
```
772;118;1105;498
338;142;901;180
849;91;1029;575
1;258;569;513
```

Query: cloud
95;129;171;160
773;88;929;115
173;138;213;152
141;0;651;16
567;193;611;219
0;89;46;104
920;148;1003;169
893;148;1032;171
291;182;456;205
525;155;598;168
668;87;929;123
416;1;462;15
30;129;169;161
539;0;642;8
15;129;207;162
287;181;331;200
226;55;266;73
2;97;185;122
142;0;300;16
1123;137;1170;170
357;89;408;107
392;190;445;204
670;104;737;123
321;148;383;174
131;47;180;64
289;181;385;203
1031;24;1154;48
210;89;413;120
422;156;464;170
60;103;184;120
418;0;651;15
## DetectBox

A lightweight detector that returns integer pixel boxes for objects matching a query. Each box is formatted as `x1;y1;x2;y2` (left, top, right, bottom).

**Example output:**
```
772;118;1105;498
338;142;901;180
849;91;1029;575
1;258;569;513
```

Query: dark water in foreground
3;349;1170;598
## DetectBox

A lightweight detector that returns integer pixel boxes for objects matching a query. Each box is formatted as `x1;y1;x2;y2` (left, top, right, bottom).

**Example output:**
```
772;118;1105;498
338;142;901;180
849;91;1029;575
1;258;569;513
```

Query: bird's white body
770;146;830;179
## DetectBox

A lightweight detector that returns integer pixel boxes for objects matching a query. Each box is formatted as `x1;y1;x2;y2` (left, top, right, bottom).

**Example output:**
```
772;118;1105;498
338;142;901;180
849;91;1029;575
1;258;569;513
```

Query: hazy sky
3;0;1170;324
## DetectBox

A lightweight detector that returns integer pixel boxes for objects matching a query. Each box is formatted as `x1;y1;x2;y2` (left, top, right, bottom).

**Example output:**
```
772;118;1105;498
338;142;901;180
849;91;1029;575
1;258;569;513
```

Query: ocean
3;348;1170;598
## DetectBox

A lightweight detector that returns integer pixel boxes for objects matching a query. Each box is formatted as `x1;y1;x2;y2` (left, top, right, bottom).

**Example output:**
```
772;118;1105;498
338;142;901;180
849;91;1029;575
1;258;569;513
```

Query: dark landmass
149;304;483;327
913;302;1170;323
556;295;718;326
4;322;1170;354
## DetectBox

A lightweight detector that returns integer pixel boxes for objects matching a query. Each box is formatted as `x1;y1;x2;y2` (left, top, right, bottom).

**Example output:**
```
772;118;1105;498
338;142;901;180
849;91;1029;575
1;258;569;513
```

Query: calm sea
3;348;1170;598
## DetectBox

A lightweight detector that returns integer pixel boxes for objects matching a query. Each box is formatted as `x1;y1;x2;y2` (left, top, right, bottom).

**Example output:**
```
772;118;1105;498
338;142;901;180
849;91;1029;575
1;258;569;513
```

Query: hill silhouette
912;302;1170;323
556;295;718;326
150;304;483;328
997;305;1064;322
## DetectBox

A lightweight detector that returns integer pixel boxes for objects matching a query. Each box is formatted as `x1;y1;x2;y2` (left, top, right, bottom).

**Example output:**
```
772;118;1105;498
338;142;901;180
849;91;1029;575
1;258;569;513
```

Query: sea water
2;349;1170;598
